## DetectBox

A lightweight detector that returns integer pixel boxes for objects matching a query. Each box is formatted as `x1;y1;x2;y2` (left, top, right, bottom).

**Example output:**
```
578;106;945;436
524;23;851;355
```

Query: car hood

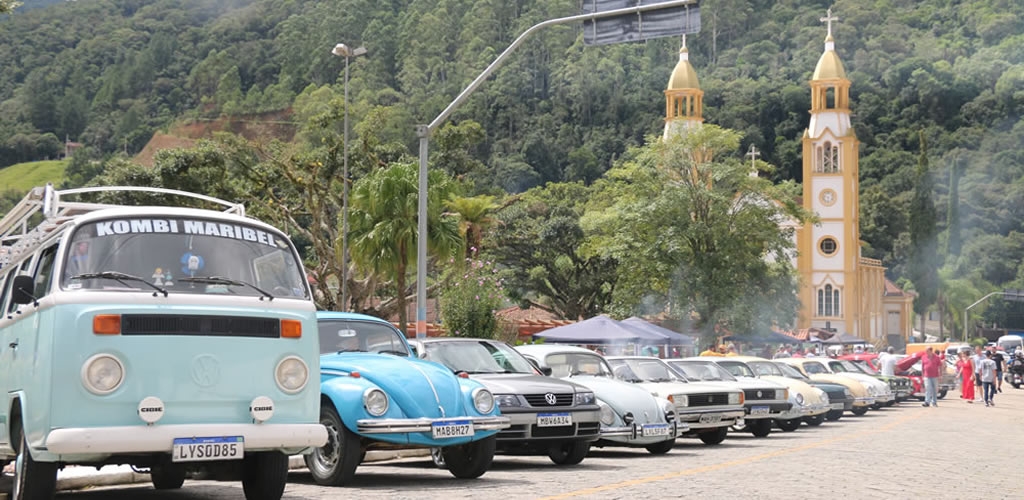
833;372;887;389
760;375;816;396
471;373;584;395
630;380;694;399
562;376;665;423
730;376;785;391
320;352;469;418
808;374;868;396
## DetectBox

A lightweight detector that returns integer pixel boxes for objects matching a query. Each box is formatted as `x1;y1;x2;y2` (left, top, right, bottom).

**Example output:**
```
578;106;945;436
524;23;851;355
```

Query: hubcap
311;419;341;475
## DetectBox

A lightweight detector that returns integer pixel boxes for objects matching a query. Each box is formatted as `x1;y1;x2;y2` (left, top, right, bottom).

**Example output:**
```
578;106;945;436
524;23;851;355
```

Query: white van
997;335;1024;354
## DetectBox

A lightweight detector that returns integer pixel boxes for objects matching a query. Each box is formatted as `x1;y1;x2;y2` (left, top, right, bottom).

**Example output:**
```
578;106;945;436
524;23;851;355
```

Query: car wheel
869;403;881;410
443;436;496;479
748;419;772;437
644;439;674;455
825;410;843;422
1014;382;1021;389
884;400;896;407
803;414;825;427
430;447;447;469
548;441;591;464
304;404;362;486
150;463;186;490
698;427;729;445
11;421;57;500
937;389;948;400
850;406;869;416
775;419;801;432
241;451;288;500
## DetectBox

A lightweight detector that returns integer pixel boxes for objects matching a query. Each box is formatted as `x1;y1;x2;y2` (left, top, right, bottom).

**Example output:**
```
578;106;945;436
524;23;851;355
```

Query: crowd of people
951;346;1024;407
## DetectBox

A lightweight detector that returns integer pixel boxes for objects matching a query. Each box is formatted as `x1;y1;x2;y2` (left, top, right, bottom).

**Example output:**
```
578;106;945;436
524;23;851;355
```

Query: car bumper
599;421;688;441
45;423;328;456
742;402;793;419
873;393;895;403
357;416;510;434
778;402;829;419
851;397;874;407
496;410;601;442
678;409;746;429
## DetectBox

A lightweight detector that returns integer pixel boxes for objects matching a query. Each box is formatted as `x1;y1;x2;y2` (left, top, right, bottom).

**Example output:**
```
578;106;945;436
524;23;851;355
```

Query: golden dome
667;47;700;90
812;35;847;80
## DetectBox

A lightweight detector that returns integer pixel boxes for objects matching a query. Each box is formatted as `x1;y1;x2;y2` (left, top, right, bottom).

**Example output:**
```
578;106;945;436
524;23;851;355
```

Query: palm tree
348;162;462;333
445;194;499;258
0;1;21;15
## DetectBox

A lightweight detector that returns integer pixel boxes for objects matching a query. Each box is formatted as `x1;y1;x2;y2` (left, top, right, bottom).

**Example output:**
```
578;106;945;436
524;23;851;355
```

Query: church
661;11;914;344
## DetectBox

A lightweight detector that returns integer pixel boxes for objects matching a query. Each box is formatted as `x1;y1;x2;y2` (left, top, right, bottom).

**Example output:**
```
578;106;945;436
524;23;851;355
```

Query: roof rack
0;185;245;268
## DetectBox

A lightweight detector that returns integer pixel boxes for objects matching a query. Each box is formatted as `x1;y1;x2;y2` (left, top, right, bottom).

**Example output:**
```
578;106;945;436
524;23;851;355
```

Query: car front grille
120;314;280;338
687;393;731;407
743;389;777;401
497;421;600;440
523;393;574;407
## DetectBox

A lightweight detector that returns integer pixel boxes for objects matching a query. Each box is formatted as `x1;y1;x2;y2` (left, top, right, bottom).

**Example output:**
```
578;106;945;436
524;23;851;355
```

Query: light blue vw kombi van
0;185;326;500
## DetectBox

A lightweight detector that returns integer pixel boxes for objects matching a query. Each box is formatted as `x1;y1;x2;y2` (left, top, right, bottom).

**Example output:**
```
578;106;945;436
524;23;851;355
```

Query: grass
0;160;68;192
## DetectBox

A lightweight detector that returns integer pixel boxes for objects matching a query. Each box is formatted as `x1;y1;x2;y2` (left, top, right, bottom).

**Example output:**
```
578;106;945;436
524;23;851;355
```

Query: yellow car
777;358;875;416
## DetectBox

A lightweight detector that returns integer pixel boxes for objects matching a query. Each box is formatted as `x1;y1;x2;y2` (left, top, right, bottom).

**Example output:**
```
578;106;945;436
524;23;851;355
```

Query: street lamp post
964;291;1012;342
331;43;367;312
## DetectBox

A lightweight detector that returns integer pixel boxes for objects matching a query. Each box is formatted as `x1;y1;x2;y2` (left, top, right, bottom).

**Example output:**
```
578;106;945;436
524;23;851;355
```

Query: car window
33;245;58;297
609;358;684;383
854;360;879;375
828;361;848;372
317;319;409;356
775;362;808;379
5;260;32;315
720;361;758;377
802;362;828;374
673;361;733;381
545;352;614;378
422;340;535;374
746;361;781;377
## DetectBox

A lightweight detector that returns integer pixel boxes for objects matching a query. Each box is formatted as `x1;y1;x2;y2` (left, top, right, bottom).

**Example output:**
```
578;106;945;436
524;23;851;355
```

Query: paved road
53;388;1022;499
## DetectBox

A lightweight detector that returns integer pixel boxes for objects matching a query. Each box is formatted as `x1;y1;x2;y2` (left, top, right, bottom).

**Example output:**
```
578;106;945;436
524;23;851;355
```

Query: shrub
439;251;506;339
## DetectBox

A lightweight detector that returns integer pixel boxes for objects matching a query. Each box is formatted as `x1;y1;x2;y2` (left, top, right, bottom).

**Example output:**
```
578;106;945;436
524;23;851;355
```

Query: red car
893;354;953;400
838;354;913;401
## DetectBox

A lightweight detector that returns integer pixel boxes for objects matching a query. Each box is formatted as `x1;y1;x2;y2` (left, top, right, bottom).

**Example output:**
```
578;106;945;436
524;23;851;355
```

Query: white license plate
750;406;770;417
537;412;572;427
641;424;671;437
831;402;845;410
698;414;722;424
432;420;474;439
172;436;244;463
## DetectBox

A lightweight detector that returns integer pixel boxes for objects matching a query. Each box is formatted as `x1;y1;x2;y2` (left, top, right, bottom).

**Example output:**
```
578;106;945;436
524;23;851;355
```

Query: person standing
971;346;986;402
992;350;1005;393
920;346;942;407
879;346;898;377
978;351;998;407
954;351;975;403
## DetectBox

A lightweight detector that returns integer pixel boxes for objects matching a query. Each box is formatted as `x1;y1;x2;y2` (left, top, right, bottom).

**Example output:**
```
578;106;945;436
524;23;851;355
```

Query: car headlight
494;394;521;408
275;356;309;394
777;389;789;400
728;392;742;405
82;354;125;395
574;391;596;406
363;388;389;416
795;393;805;405
599;401;615;425
818;390;829;405
472;388;495;414
668;394;688;407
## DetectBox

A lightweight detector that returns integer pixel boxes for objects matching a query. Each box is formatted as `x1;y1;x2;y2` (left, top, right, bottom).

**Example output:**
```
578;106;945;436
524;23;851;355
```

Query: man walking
920;346;942;407
992;350;1005;393
972;346;986;402
979;351;998;407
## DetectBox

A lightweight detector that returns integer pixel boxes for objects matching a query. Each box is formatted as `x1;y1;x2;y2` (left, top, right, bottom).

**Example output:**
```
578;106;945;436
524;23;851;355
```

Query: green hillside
0;160;67;193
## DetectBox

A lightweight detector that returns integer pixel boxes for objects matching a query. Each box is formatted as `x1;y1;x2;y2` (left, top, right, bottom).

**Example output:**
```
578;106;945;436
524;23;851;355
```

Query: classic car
604;356;745;445
837;354;914;402
701;357;838;427
665;358;791;436
408;337;601;466
821;359;897;408
308;312;510;485
893;355;953;400
777;358;876;416
516;345;684;454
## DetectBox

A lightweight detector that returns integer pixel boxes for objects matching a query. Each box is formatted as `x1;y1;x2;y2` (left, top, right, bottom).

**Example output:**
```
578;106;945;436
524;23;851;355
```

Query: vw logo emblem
545;393;558;405
756;390;763;398
191;354;220;387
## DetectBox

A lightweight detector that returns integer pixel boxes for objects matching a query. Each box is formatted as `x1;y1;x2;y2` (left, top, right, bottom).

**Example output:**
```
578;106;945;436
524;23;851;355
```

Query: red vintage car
892;354;955;400
838;354;914;401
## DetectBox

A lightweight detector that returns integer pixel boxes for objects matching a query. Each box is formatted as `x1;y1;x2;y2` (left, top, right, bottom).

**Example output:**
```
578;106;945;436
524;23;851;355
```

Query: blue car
306;312;509;485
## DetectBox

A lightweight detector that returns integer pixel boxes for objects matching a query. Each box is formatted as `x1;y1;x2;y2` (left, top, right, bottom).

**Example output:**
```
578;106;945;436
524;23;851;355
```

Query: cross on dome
820;7;839;37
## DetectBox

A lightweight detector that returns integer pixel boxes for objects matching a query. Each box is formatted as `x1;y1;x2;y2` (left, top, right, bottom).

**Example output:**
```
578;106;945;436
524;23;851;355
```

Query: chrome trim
408;362;445;417
45;424;327;455
356;416;510;434
599;424;635;437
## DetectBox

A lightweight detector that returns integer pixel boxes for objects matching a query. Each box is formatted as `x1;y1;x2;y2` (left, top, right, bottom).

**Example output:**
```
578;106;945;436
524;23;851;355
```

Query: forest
1;0;1023;336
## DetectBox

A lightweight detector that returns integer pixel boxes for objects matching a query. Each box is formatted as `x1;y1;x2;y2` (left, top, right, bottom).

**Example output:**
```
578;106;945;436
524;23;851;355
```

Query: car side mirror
540;366;553;376
12;275;37;305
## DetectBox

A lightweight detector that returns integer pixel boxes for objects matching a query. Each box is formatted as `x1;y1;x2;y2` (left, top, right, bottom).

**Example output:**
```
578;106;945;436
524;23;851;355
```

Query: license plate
830;402;845;410
172;436;243;463
750;406;770;417
431;420;474;439
641;423;671;437
698;414;722;424
537;412;572;427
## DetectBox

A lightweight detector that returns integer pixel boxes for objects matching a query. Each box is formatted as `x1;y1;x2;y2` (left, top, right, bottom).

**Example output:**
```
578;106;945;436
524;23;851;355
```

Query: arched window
817;284;842;317
815;142;841;173
817;289;824;316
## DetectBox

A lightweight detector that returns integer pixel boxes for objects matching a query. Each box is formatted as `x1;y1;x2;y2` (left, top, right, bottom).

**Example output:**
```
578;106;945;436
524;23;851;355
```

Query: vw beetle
307;312;509;486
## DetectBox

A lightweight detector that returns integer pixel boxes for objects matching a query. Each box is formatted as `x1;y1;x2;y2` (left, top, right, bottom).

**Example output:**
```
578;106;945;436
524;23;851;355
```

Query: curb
54;449;431;492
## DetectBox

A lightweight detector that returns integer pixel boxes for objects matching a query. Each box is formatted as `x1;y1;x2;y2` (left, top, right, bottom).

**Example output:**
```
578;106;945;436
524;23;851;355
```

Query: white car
794;358;892;408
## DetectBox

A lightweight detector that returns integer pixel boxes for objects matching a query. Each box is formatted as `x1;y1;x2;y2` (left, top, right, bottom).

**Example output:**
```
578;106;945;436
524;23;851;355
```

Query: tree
0;0;20;15
445;194;499;258
439;251;506;339
348;162;462;333
907;131;940;335
583;125;810;346
945;153;966;259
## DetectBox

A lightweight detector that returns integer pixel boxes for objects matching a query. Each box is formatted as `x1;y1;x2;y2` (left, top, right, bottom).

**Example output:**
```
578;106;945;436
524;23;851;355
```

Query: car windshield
716;360;757;377
61;217;308;299
801;362;829;374
545;352;615;378
834;360;865;373
854;360;880;375
774;362;809;379
608;358;685;383
421;340;536;374
671;361;736;382
317;319;410;356
744;361;781;377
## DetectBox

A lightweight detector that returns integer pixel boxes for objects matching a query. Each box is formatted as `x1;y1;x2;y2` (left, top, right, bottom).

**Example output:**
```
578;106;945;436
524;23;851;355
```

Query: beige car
777;358;875;416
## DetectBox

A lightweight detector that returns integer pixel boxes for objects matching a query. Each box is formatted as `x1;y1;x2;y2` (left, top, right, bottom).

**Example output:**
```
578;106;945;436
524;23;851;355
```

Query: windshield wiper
73;271;168;297
179;276;274;300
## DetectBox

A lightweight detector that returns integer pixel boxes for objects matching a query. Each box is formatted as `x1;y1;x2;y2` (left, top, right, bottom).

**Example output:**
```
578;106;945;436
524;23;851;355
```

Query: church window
815;142;841;173
818;284;841;317
826;88;835;109
819;237;838;256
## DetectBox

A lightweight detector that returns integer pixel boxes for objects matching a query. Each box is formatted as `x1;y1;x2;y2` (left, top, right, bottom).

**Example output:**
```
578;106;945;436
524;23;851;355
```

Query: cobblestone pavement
54;388;1022;500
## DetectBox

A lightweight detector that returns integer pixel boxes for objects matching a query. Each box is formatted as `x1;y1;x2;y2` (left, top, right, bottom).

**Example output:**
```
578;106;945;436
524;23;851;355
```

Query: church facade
663;13;914;343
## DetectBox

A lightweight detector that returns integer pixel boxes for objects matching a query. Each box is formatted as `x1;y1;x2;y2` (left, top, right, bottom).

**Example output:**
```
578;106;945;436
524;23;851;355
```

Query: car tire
305;404;362;486
12;421;57;500
644;439;675;455
1014;383;1021;389
430;447;448;469
825;410;843;422
241;451;288;500
802;414;825;427
443;435;496;479
548;441;591;464
937;389;948;400
748;419;772;437
150;464;186;490
698;427;729;445
775;419;801;432
850;406;869;416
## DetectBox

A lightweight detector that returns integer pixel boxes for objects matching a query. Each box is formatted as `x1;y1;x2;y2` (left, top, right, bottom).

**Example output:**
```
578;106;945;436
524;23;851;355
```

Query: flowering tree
440;250;506;339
